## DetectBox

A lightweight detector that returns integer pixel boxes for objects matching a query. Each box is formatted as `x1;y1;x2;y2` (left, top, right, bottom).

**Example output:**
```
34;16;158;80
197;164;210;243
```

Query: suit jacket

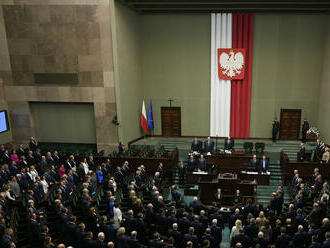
168;229;182;247
293;231;308;248
191;141;202;152
250;159;259;171
183;233;198;248
259;159;269;172
224;138;234;150
275;233;291;248
298;147;306;161
204;140;215;153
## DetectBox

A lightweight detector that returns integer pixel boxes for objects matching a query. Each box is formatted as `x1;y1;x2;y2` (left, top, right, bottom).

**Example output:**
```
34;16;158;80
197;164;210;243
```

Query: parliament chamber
1;1;330;248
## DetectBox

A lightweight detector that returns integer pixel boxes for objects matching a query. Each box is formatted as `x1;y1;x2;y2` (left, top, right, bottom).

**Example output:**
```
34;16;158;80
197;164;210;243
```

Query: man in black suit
188;155;196;172
224;136;235;151
16;144;26;158
210;219;222;246
302;119;310;143
149;232;163;248
250;154;259;171
258;155;269;172
293;225;308;248
244;218;258;241
183;227;198;248
191;137;202;153
204;137;214;153
298;143;306;162
272;118;280;142
53;150;60;167
275;227;291;248
231;229;251;248
168;223;182;248
127;231;140;248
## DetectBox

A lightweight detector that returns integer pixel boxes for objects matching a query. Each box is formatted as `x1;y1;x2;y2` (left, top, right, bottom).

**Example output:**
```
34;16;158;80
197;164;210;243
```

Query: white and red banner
141;100;148;133
218;48;246;80
210;13;254;138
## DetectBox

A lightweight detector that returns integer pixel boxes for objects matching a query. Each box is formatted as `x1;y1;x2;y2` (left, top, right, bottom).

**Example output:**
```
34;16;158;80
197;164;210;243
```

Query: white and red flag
140;100;148;133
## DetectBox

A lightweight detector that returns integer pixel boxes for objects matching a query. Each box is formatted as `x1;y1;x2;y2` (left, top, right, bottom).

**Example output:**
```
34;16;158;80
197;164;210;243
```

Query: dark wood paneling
161;107;181;137
279;109;301;140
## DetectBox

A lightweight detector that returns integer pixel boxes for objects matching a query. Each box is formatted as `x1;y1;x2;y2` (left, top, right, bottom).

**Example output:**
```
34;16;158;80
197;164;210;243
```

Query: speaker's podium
197;172;256;205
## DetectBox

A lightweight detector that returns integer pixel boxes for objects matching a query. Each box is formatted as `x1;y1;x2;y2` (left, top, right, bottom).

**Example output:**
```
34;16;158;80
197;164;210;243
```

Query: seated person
250;154;259;171
204;136;214;154
224;136;235;151
298;143;306;162
258;155;269;173
199;155;206;171
191;137;202;153
188;155;197;172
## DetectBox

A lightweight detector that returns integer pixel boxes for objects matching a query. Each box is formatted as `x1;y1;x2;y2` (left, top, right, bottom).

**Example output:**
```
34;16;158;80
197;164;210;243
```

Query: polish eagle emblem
218;48;246;80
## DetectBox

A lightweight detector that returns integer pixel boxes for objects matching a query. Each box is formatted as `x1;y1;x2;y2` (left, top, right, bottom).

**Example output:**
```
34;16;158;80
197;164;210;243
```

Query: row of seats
243;142;265;154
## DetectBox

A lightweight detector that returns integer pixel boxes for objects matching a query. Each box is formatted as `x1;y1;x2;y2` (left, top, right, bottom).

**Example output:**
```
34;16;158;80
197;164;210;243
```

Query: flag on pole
148;100;154;131
141;100;148;133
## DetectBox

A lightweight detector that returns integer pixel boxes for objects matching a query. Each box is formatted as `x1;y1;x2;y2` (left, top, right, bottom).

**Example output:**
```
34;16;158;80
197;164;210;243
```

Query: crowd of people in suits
0;136;330;248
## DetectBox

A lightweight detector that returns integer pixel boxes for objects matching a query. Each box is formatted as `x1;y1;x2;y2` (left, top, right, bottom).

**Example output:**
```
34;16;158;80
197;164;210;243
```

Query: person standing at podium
204;136;214;154
199;154;206;171
188;155;197;172
259;155;269;173
250;154;259;171
191;137;202;153
224;136;235;151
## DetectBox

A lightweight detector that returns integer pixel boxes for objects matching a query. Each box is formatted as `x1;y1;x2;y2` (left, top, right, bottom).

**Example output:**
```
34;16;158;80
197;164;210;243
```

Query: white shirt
41;179;49;194
82;162;89;175
113;207;122;228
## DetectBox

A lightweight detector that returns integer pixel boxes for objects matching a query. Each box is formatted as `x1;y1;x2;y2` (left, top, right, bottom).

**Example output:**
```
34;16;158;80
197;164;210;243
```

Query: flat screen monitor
0;110;9;133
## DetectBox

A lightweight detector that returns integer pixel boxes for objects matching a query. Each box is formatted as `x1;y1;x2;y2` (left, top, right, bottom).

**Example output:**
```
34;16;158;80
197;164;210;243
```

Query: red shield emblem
218;48;246;80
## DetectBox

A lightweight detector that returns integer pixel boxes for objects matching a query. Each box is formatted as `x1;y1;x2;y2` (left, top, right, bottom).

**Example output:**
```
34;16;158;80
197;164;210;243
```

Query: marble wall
0;0;118;152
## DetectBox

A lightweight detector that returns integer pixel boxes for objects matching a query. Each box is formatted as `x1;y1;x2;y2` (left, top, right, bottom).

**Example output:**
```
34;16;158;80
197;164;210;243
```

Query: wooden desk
205;153;268;172
188;152;268;174
281;151;330;185
240;171;270;185
198;173;256;205
60;149;178;179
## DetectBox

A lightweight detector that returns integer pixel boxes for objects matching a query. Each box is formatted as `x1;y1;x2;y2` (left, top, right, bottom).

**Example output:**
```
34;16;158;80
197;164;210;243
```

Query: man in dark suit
168;223;183;248
245;218;258;241
199;155;206;171
293;225;308;248
302;119;310;143
272;118;280;142
250;154;259;171
17;144;26;158
149;232;163;248
204;136;214;153
188;155;197;172
191;137;202;153
258;155;269;172
52;150;60;167
322;232;330;248
231;229;251;248
224;136;235;151
184;227;198;248
275;227;291;248
298;143;306;162
210;219;222;246
127;231;140;248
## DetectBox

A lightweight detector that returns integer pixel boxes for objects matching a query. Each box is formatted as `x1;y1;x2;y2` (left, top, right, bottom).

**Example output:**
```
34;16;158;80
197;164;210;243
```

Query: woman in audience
230;219;242;241
59;164;65;178
322;148;330;163
10;150;19;164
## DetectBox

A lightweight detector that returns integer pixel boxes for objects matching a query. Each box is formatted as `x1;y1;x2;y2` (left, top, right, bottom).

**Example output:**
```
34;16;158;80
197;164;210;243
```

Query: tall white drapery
210;13;232;137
